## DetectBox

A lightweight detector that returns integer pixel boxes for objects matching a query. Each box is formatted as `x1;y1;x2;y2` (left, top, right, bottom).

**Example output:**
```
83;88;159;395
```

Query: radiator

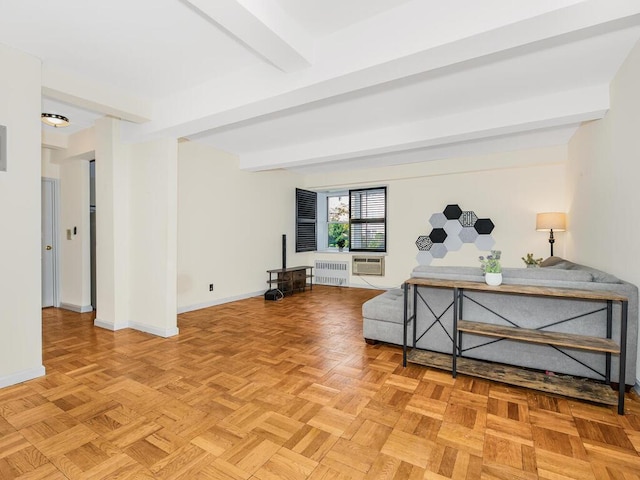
314;260;349;286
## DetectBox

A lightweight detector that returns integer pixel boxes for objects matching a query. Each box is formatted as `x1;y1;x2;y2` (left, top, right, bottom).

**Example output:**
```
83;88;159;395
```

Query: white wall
307;145;568;288
59;159;91;311
94;117;131;330
567;38;640;383
0;44;45;386
177;141;304;311
41;147;60;179
128;138;178;336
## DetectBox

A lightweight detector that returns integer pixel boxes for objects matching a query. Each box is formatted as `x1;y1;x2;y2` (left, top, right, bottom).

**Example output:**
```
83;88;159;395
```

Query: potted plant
479;250;502;285
336;237;347;252
522;253;542;268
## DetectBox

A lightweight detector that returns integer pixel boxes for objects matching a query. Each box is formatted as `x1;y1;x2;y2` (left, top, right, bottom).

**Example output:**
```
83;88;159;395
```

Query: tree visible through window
327;195;349;248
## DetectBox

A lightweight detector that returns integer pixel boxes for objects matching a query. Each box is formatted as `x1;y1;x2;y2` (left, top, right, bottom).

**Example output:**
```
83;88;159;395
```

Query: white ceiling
1;0;639;173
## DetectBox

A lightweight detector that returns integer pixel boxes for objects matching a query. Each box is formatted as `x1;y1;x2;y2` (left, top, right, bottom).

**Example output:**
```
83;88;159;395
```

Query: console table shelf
402;277;629;414
407;349;618;406
457;320;620;353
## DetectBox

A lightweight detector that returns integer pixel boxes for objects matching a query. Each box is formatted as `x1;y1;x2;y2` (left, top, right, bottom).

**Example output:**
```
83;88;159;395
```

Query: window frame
349;186;387;253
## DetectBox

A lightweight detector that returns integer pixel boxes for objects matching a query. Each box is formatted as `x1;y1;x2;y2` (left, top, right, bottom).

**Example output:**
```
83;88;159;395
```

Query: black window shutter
296;188;317;252
349;187;387;252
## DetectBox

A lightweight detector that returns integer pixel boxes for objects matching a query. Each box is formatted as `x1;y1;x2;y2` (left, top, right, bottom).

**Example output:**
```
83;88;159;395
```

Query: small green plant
479;250;502;273
521;253;542;267
336;237;347;249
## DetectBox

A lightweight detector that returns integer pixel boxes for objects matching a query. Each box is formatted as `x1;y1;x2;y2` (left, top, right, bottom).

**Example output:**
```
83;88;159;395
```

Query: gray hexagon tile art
415;204;497;260
416;251;434;265
444;233;463;252
443;219;463;236
459;226;479;243
429;212;447;228
475;234;496;250
415;235;433;251
430;243;448;258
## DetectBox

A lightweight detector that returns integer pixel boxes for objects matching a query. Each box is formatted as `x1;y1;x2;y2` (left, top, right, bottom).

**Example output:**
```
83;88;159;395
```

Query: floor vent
314;260;349;286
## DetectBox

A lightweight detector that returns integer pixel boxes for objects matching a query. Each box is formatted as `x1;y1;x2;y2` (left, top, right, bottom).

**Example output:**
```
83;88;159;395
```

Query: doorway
90;160;96;310
41;178;59;307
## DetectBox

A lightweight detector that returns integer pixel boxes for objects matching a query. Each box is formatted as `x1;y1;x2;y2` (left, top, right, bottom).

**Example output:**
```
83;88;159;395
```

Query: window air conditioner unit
352;256;384;276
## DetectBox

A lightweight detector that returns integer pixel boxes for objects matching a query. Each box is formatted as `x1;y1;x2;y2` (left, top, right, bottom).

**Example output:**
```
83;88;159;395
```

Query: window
327;194;349;248
349;187;387;252
295;186;387;253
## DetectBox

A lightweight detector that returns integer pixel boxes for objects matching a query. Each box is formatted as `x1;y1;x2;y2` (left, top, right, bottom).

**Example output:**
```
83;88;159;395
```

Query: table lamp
536;212;566;257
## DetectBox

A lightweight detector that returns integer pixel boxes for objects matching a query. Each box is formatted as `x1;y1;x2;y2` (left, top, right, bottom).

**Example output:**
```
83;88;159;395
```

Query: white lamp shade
536;212;566;231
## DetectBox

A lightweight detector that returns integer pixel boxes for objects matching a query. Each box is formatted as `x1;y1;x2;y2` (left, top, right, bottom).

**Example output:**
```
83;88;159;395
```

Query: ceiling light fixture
41;113;70;128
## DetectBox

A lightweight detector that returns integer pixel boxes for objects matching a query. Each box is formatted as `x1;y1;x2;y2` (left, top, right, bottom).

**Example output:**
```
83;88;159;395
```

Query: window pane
328;195;349;222
328;224;349;248
349;187;386;252
350;223;385;249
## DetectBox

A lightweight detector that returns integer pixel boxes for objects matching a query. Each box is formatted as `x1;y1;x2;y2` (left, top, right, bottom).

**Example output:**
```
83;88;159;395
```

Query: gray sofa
362;258;638;385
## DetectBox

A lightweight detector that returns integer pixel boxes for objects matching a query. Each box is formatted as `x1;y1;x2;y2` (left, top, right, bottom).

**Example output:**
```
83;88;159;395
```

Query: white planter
485;272;502;286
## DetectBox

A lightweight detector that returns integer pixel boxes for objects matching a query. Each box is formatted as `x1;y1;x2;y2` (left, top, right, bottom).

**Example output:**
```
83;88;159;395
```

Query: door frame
42;177;60;307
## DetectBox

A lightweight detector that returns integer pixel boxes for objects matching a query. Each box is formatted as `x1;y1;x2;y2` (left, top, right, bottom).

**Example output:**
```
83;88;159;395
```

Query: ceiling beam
238;85;609;171
43;67;152;124
124;0;640;145
183;0;313;73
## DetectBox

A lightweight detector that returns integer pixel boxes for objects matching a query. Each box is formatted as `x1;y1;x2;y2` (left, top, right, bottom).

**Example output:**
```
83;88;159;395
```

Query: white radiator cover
314;260;349;286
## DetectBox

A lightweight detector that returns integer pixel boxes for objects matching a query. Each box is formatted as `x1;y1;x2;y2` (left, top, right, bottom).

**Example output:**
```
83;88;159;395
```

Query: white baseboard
177;290;264;314
129;322;179;338
60;302;93;313
95;317;179;338
94;318;129;331
0;365;46;389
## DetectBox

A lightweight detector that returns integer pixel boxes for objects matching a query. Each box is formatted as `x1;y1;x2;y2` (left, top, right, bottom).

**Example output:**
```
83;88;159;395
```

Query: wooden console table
267;266;313;296
402;278;629;414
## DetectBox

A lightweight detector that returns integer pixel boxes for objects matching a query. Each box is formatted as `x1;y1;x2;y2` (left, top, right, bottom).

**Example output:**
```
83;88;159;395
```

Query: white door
41;178;58;307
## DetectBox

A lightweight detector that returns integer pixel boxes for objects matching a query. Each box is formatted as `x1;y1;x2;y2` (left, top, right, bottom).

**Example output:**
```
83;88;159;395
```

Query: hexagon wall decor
429;212;447;228
429;228;447;244
415;235;433;251
474;218;495;235
415;204;496;265
443;204;463;220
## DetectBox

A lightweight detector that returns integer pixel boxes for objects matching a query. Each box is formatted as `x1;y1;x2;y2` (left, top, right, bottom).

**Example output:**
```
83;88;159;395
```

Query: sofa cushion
543;258;621;284
539;256;565;267
412;265;484;282
362;289;407;324
502;267;593;283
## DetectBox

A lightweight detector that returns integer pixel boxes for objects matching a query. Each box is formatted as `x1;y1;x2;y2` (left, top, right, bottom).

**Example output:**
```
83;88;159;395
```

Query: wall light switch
66;229;72;240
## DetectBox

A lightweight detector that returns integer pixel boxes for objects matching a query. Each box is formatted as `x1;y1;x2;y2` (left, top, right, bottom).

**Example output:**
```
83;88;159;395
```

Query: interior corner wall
59;159;92;311
567;39;640;383
177;141;303;312
305;145;568;289
42;147;60;179
0;44;45;387
128;138;178;336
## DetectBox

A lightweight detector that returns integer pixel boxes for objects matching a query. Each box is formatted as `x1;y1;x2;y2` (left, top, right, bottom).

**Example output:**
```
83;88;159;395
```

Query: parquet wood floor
2;286;640;479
